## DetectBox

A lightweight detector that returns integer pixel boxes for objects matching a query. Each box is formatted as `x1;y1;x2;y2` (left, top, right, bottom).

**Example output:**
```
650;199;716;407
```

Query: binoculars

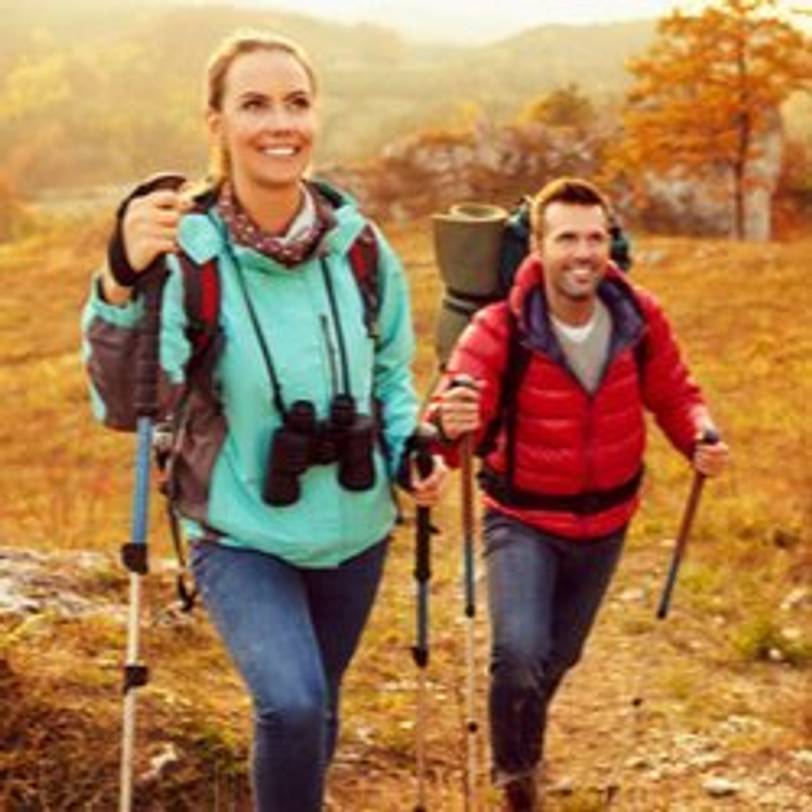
263;395;376;507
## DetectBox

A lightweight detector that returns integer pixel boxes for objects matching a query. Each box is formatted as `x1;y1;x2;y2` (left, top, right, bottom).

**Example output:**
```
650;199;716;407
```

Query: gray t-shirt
550;300;611;394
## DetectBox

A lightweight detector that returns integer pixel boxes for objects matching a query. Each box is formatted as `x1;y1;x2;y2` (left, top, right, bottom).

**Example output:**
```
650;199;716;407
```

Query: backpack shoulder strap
633;331;648;377
476;308;532;465
347;223;380;343
627;285;649;378
501;314;533;490
177;253;221;365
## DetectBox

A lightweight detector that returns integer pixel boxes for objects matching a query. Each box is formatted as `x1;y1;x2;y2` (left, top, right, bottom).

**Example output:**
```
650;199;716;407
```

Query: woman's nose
261;106;295;131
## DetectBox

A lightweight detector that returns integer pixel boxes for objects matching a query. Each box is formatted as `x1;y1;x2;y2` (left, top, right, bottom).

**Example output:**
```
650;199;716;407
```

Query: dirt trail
325;520;811;811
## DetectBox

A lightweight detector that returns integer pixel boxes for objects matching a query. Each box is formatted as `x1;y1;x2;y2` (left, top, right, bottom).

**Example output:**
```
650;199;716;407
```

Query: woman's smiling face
208;48;317;196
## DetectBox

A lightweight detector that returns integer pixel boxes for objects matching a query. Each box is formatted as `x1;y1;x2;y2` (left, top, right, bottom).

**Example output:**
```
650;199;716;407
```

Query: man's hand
437;375;483;441
693;428;729;477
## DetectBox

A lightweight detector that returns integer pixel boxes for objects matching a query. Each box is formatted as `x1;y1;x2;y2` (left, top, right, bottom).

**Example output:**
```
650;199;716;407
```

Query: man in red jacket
430;177;729;810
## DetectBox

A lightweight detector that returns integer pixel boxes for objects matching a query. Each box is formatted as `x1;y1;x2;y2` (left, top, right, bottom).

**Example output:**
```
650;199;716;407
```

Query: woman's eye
242;98;265;111
288;96;311;111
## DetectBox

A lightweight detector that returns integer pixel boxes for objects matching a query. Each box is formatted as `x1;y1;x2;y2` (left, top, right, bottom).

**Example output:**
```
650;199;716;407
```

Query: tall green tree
620;0;811;238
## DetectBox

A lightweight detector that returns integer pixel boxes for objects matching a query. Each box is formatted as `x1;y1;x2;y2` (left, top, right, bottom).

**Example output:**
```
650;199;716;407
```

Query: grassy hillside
0;214;810;809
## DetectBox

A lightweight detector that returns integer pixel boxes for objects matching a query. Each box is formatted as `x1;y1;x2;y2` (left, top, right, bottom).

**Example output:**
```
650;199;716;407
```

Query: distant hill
467;21;656;105
0;1;658;194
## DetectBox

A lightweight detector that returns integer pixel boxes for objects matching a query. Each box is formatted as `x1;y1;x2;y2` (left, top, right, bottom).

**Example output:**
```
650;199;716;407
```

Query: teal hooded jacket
82;189;417;567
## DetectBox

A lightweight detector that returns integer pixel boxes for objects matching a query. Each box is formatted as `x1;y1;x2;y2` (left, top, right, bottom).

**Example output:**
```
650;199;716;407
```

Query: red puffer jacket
429;255;708;540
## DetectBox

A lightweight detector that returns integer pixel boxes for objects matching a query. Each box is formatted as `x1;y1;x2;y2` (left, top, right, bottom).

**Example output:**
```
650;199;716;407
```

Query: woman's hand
121;188;188;273
101;176;191;305
410;455;448;508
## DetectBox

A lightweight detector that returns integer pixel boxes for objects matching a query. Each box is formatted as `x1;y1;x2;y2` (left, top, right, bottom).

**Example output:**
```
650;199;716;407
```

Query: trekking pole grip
656;427;721;620
414;428;435;580
127;173;186;418
134;266;169;418
120;262;170;578
410;424;437;667
450;374;478;619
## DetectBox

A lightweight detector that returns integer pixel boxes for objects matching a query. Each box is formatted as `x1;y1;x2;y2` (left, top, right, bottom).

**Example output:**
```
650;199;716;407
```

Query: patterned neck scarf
216;181;335;267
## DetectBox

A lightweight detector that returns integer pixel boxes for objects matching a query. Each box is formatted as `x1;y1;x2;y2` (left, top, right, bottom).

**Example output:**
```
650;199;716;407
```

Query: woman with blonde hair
83;30;444;811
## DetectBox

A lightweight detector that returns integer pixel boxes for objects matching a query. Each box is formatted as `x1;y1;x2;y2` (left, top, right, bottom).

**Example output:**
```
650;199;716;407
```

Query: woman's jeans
191;538;388;812
484;510;626;784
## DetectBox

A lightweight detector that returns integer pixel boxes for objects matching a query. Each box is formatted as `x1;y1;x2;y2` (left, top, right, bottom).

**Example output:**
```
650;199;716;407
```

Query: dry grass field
0;213;810;809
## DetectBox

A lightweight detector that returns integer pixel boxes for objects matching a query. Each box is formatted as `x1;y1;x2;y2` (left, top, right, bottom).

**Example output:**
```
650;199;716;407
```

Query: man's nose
572;237;595;257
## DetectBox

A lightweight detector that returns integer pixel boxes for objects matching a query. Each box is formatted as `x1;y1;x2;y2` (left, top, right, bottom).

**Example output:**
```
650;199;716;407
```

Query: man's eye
288;96;311;111
242;98;265;111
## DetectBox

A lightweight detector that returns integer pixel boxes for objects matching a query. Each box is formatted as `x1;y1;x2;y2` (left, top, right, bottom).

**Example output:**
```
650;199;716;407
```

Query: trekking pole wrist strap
107;218;139;288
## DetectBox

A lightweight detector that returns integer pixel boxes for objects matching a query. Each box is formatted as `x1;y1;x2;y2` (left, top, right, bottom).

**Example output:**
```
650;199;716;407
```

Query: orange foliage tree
620;0;811;238
518;84;596;132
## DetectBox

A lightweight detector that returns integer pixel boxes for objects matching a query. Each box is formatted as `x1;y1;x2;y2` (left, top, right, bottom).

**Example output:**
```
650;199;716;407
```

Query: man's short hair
530;177;611;238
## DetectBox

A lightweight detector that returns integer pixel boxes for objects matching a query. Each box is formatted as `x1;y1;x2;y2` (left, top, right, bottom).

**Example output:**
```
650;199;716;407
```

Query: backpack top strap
347;223;380;343
496;200;531;297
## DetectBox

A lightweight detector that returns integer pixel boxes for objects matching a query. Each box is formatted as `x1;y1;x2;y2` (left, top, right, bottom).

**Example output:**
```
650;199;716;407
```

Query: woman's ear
205;109;229;181
206;108;222;142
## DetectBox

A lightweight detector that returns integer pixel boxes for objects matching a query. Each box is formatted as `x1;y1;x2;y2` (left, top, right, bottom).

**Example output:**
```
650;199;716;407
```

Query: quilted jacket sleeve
637;290;709;458
81;262;191;431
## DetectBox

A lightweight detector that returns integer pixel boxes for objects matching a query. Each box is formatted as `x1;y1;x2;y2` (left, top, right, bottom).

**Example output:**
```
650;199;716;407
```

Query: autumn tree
620;0;811;239
518;83;596;131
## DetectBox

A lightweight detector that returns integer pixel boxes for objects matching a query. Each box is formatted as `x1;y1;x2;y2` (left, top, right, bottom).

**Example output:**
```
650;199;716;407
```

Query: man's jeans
484;510;626;783
191;538;388;812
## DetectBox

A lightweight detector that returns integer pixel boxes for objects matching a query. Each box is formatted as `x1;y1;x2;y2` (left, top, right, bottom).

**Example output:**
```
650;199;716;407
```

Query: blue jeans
484;510;626;783
191;538;388;812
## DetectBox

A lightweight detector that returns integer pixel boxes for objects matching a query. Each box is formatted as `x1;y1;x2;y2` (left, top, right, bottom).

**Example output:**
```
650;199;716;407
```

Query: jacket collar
510;254;646;362
177;181;367;267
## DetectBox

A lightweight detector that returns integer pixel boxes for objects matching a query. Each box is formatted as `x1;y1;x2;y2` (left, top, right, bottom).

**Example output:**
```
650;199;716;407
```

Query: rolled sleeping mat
432;202;508;368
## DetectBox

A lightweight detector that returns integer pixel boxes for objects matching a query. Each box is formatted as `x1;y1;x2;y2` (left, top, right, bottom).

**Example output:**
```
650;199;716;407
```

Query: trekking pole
460;430;479;812
656;428;721;620
410;426;436;812
118;255;173;812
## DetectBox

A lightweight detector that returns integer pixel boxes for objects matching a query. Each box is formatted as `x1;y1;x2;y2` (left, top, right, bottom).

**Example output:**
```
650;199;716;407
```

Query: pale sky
241;0;810;43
